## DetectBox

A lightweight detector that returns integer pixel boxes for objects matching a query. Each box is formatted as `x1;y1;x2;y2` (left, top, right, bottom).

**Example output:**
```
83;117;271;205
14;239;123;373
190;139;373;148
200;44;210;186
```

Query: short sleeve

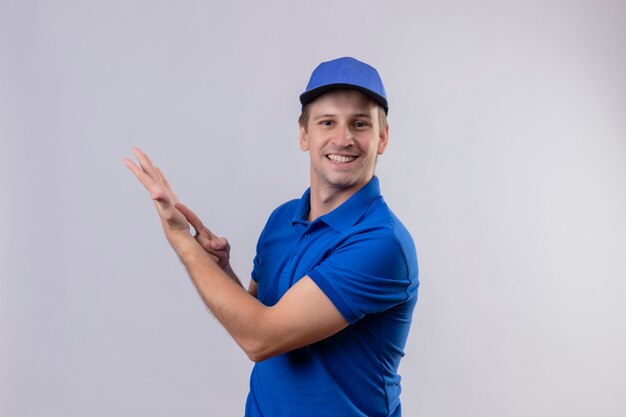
251;253;260;283
307;233;411;324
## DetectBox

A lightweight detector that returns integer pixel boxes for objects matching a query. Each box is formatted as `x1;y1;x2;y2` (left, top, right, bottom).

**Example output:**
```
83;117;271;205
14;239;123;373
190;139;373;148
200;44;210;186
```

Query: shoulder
309;202;419;322
255;198;300;247
352;197;418;275
265;198;300;225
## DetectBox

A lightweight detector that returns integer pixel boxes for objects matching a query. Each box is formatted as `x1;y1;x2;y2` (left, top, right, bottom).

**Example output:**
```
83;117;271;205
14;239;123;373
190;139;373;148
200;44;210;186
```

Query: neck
307;176;372;222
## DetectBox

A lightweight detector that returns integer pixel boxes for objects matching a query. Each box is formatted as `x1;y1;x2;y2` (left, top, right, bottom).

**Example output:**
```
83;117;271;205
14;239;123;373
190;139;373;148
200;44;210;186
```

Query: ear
299;123;310;151
377;125;389;155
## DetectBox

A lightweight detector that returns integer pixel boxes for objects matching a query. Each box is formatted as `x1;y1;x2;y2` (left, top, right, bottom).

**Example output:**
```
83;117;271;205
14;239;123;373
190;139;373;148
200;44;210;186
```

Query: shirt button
304;233;310;238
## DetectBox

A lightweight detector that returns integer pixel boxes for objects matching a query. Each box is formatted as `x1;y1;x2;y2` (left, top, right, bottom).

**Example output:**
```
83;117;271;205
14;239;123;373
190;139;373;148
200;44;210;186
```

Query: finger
210;237;229;250
206;245;227;260
124;155;178;218
155;167;171;188
195;234;212;248
155;167;179;202
203;243;227;258
154;166;165;184
175;202;213;237
122;157;157;191
132;147;159;180
154;167;170;198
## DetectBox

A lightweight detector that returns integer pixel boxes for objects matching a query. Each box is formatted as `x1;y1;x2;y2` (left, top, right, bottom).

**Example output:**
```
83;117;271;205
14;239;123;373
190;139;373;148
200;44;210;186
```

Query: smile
326;154;358;164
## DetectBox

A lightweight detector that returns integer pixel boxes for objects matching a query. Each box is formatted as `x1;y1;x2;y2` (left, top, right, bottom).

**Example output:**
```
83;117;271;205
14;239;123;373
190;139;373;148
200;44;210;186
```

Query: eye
320;120;334;126
353;121;369;128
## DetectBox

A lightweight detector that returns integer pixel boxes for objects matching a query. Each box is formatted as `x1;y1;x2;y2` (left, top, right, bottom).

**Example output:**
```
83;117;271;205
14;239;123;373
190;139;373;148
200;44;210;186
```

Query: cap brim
299;83;389;115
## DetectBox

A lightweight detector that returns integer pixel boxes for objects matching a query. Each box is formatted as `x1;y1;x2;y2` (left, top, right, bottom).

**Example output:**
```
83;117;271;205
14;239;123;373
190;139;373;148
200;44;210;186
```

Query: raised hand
122;147;191;242
176;202;232;272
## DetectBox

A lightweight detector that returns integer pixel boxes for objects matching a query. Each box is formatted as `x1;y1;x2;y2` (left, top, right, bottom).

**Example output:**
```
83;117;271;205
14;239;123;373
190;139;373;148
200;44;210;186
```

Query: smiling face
299;89;389;201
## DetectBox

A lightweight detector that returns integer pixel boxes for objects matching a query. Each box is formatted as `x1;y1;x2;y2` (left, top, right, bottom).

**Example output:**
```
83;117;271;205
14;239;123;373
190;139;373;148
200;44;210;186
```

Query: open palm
122;147;190;239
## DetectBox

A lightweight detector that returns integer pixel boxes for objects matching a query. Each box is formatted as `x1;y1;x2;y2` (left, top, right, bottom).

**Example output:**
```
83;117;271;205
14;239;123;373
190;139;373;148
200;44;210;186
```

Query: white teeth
327;154;357;163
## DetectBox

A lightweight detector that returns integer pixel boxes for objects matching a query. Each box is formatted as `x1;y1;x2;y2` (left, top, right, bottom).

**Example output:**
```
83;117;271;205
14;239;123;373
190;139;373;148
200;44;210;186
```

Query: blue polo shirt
245;177;419;417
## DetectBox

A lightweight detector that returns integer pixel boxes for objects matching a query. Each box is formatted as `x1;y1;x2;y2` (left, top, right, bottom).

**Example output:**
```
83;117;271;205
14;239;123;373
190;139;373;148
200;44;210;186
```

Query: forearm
222;263;243;287
170;235;269;360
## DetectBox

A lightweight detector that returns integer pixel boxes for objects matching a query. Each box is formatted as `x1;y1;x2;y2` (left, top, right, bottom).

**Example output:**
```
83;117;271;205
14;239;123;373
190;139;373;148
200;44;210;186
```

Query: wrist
170;234;222;272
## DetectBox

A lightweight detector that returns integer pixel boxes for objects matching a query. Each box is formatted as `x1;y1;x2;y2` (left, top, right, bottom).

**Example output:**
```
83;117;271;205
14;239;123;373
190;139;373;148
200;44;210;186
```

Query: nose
332;123;354;148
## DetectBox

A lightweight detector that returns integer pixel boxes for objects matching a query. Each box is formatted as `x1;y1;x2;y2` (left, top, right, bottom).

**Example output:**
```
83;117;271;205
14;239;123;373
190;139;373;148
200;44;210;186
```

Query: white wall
1;1;624;416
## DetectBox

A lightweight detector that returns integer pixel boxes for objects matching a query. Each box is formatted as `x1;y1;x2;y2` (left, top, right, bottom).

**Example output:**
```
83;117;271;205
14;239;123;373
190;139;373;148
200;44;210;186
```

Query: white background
1;1;625;416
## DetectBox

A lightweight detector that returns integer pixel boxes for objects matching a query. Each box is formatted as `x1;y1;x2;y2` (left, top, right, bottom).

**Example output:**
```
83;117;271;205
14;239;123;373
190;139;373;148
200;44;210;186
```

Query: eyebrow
312;113;373;121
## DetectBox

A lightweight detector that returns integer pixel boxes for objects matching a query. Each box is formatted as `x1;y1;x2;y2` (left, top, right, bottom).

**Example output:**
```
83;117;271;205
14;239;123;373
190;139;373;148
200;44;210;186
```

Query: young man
124;57;419;417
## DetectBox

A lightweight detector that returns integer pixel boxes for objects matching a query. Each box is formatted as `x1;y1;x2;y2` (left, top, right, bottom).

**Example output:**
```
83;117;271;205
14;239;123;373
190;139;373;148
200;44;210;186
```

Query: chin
325;175;363;190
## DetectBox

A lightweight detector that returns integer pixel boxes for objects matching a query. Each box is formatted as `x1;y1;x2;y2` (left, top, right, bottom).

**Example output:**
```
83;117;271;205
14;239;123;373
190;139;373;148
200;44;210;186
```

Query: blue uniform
245;177;419;417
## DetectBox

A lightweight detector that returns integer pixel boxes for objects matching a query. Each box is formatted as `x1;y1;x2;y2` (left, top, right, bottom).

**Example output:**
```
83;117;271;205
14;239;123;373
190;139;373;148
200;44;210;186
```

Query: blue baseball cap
300;57;388;114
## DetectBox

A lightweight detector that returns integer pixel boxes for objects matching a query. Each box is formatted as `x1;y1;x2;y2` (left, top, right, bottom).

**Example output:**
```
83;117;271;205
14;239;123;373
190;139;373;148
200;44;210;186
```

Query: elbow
246;350;268;363
238;307;282;362
238;305;290;362
241;335;283;363
242;340;273;363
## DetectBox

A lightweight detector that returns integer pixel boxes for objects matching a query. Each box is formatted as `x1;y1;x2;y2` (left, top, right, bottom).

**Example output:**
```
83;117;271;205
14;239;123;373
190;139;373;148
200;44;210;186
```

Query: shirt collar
292;176;382;231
